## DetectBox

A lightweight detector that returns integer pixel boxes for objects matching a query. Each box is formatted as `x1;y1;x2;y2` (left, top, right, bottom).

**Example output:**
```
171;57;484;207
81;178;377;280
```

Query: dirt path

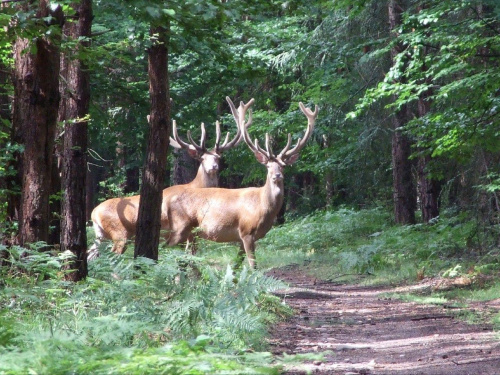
268;266;500;375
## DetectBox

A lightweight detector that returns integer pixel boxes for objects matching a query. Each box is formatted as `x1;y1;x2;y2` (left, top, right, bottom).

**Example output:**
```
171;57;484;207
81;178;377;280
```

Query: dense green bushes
257;208;500;282
0;244;288;374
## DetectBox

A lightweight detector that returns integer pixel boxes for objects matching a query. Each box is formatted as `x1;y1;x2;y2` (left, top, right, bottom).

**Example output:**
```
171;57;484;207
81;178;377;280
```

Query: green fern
0;243;286;374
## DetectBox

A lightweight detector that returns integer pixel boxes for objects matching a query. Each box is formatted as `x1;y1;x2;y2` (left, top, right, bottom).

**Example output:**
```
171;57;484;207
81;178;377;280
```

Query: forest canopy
0;0;499;274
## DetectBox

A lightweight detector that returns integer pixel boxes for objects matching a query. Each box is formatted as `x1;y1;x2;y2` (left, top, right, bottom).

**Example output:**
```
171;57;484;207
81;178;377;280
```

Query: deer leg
184;234;198;255
168;229;189;246
87;240;100;261
235;243;246;269
111;239;127;255
240;235;256;269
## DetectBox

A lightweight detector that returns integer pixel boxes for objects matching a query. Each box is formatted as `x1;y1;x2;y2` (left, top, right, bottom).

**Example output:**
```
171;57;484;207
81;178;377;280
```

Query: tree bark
14;2;64;245
172;149;197;185
9;32;28;232
416;2;440;223
59;0;92;281
389;0;416;224
134;24;170;261
117;140;140;193
0;47;11;207
0;42;12;245
417;85;440;222
323;134;334;207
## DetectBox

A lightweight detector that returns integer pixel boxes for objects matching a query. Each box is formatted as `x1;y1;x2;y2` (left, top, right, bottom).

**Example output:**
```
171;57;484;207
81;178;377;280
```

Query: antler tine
265;133;275;159
238;99;255;128
213;119;235;153
184;123;206;153
241;116;260;155
221;96;255;152
277;133;292;160
283;102;319;159
170;120;195;150
226;96;239;123
199;122;206;150
214;120;222;149
253;137;269;157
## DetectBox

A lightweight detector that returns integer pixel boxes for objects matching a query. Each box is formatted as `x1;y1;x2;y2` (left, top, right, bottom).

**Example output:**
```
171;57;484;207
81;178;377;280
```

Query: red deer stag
164;98;318;268
88;97;254;259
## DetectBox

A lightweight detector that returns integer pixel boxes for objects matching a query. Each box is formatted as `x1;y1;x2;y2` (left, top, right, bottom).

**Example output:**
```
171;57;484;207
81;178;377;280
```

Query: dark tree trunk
47;157;61;245
172;149;197;185
389;0;416;224
416;2;440;223
134;24;170;261
323;135;334;207
286;173;303;212
9;34;28;231
124;158;140;194
0;51;11;205
117;140;140;193
86;164;101;222
417;81;439;222
418;155;440;222
59;0;92;281
14;2;64;245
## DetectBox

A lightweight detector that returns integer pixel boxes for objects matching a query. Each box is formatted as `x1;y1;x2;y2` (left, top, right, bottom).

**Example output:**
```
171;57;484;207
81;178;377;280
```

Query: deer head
236;98;319;185
170;97;254;177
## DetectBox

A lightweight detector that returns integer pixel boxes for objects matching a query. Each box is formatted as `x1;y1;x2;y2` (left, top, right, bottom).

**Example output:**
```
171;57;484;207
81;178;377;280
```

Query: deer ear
253;151;268;165
187;148;201;160
286;153;300;165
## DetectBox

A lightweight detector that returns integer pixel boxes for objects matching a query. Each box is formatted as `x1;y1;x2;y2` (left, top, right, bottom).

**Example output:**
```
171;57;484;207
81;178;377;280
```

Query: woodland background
0;1;500;373
1;0;498;268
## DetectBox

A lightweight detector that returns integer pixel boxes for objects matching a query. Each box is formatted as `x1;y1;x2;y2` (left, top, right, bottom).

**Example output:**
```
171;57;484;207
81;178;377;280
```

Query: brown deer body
88;98;254;259
165;99;318;268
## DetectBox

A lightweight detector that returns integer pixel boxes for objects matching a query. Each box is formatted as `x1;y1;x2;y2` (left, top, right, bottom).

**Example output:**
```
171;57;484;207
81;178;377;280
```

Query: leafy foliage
350;0;500;162
0;243;288;374
257;208;500;283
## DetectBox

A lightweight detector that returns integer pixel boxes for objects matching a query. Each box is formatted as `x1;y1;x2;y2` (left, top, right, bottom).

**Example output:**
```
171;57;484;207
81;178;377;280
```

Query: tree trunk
14;2;64;246
416;2;440;223
59;0;92;281
134;24;170;260
323;134;334;207
0;45;12;245
0;49;11;207
417;85;440;222
389;0;416;224
9;33;28;231
172;149;197;185
117;140;140;193
286;173;303;212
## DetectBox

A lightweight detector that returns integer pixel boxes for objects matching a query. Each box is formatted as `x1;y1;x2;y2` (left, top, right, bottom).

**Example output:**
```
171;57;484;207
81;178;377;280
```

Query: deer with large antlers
88;97;254;259
164;98;318;268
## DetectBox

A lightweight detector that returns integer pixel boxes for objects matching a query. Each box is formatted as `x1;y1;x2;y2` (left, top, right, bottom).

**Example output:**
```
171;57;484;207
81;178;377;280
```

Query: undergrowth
255;207;500;285
0;244;291;374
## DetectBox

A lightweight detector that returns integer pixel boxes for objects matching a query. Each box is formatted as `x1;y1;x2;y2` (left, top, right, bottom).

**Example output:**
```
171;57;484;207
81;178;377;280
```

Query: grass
251;208;500;285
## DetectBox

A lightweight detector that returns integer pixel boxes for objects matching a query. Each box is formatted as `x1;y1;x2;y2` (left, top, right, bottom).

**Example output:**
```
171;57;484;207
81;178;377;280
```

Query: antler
169;120;207;156
278;102;318;164
222;96;254;153
171;97;254;156
240;101;318;165
235;98;279;161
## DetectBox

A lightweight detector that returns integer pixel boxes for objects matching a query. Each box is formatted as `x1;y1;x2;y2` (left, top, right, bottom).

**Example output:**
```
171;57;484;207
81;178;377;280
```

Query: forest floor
267;265;500;375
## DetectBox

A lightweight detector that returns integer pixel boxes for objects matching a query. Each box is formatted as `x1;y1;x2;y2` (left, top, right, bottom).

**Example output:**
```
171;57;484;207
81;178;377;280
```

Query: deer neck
190;165;219;188
261;176;284;216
